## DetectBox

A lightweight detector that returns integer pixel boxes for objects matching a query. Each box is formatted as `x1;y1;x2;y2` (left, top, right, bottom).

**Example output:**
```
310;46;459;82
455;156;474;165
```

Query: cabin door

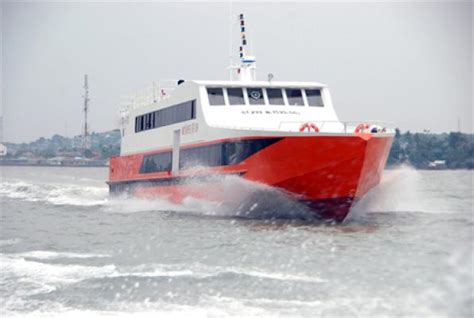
172;129;180;174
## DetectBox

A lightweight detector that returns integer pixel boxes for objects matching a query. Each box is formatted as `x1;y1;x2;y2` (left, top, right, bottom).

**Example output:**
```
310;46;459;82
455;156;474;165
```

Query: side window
135;117;140;132
286;89;304;106
145;113;152;130
153;111;159;128
306;89;324;107
207;87;225;105
247;88;264;105
266;88;285;105
227;88;245;105
140;152;172;173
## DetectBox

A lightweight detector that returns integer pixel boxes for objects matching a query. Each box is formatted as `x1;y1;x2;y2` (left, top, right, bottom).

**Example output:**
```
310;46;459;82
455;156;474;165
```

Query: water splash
351;164;435;216
1;174;317;220
3;166;461;219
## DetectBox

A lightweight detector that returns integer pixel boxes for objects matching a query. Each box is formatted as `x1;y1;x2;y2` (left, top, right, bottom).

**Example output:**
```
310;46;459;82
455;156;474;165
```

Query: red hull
108;134;393;222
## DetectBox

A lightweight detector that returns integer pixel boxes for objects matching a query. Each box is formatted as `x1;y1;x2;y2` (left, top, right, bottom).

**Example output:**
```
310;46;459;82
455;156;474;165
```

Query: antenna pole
237;13;256;81
82;74;91;150
228;13;257;82
228;0;233;80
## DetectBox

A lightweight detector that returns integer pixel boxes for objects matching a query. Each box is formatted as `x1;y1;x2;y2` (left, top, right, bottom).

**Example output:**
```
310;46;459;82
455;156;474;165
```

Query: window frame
135;100;196;133
206;87;225;106
226;87;246;106
305;88;325;107
247;87;265;106
285;88;305;106
265;88;286;106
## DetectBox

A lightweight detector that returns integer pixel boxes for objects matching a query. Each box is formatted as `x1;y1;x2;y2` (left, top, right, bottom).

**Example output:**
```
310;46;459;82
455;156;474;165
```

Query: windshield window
286;89;304;106
306;89;324;107
207;87;225;105
227;88;245;105
266;88;284;105
247;88;264;105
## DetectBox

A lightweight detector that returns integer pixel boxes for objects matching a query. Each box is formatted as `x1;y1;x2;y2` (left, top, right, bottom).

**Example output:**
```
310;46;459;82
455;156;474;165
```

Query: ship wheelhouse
119;80;344;155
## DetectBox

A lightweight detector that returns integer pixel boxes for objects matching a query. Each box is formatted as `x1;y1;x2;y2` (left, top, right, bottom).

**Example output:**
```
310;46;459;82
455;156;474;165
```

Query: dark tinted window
286;89;304;106
180;143;224;169
207;88;225;105
140;139;281;174
266;88;285;105
227;88;245;105
306;89;324;107
179;139;281;169
140;152;172;173
247;88;264;105
135;117;140;132
145;113;152;130
135;100;196;133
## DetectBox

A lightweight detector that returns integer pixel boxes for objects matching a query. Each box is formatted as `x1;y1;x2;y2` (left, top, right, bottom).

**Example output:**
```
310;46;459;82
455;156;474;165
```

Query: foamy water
0;166;472;317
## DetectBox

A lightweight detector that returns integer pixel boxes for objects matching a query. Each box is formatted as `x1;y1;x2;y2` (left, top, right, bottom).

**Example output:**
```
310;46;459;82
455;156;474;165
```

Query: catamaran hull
108;134;393;222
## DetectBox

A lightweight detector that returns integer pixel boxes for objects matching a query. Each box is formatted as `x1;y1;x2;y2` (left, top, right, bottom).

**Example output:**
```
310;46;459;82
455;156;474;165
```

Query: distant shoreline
0;163;108;168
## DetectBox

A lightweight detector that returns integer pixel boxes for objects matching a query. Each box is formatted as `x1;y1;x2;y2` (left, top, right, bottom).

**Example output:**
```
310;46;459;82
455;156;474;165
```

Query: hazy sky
2;1;472;143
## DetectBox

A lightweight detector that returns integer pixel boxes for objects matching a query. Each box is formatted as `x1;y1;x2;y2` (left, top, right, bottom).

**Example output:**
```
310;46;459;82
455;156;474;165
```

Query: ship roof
192;80;327;88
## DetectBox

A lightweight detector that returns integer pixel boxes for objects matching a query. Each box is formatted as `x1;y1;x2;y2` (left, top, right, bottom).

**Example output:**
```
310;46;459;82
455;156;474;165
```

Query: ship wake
1;165;441;221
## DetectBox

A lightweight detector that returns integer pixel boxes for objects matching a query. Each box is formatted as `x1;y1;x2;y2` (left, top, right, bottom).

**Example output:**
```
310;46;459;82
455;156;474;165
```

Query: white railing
118;80;179;130
210;120;396;134
278;120;396;133
119;80;179;111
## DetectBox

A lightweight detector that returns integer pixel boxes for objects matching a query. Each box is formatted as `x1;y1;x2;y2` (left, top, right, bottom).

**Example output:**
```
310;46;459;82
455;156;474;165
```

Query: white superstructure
118;79;369;156
117;13;392;156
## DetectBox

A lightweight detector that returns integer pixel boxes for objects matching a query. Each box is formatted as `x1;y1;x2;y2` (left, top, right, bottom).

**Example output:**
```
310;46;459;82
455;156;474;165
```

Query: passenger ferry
108;14;394;222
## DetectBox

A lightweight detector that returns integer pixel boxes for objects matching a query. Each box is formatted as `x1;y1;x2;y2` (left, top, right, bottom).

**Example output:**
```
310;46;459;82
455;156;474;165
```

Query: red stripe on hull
108;135;393;222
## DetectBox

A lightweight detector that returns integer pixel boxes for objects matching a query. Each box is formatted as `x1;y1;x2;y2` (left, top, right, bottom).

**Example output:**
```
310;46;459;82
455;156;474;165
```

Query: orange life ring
299;122;320;133
354;123;370;133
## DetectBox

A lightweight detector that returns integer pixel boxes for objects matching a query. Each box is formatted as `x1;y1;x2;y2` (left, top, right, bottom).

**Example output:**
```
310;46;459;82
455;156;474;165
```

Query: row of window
135;100;196;133
139;138;281;173
207;87;324;107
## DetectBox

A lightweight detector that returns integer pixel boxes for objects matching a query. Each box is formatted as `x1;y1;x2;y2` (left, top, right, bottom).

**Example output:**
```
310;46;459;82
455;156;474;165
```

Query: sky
1;1;472;143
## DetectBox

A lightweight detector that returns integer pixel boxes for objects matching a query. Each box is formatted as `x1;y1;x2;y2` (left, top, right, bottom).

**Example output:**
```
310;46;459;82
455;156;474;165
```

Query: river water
0;166;472;317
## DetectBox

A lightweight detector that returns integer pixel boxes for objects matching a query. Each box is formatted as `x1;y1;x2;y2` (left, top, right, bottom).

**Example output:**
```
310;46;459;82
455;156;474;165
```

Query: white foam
0;254;116;297
18;250;111;260
350;164;455;216
1;300;269;318
0;238;21;246
101;174;315;220
1;169;316;220
116;262;326;284
0;179;108;207
102;196;193;214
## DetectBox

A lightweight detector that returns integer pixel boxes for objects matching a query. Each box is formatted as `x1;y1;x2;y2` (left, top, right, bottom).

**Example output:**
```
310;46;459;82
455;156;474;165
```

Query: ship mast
82;74;91;150
229;13;257;82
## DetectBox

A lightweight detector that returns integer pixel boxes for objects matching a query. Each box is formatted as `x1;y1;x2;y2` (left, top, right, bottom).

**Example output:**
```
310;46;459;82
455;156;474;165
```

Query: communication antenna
228;13;257;82
0;116;3;142
228;0;233;80
82;74;91;150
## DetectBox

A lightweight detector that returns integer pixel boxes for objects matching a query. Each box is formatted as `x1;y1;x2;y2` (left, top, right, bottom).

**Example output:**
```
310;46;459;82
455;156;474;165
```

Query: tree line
388;130;473;169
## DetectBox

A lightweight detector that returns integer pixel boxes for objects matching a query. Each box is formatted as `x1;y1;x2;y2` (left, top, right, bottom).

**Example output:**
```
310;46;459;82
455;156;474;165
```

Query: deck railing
278;120;396;133
119;80;178;110
210;121;396;134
